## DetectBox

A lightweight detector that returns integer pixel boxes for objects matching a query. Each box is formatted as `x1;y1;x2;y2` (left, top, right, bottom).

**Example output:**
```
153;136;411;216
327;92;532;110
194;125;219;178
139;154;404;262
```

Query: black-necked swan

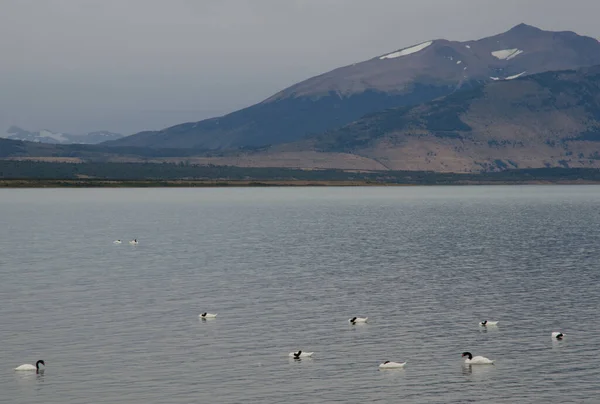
289;350;313;358
552;332;565;340
113;240;122;244
199;312;217;319
379;360;406;369
15;360;45;372
462;352;494;365
479;320;498;326
129;239;138;245
349;317;368;324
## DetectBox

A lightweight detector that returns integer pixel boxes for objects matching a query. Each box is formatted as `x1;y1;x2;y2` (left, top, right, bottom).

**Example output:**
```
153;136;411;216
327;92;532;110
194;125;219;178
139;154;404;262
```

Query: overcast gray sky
1;0;599;136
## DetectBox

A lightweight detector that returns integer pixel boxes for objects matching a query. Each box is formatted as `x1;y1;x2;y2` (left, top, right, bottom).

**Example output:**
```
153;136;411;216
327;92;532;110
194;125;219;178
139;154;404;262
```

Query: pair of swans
380;353;496;369
114;239;138;245
461;331;567;366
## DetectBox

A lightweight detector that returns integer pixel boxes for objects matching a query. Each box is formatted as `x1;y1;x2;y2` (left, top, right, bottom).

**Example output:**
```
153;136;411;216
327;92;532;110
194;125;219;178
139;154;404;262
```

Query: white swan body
14;364;37;371
552;332;565;340
464;356;494;365
379;361;406;369
289;351;313;358
129;240;138;245
199;313;217;318
113;240;122;244
15;360;45;371
462;352;494;365
349;317;368;324
479;320;498;326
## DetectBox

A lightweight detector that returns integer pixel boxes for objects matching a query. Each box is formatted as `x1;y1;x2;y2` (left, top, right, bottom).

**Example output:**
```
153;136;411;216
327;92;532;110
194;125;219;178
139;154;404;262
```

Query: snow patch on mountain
489;71;527;81
505;71;527;80
380;41;433;60
492;48;524;60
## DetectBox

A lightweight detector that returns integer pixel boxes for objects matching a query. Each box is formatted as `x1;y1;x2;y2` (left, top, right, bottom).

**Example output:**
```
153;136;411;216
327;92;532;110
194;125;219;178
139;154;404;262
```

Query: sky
1;0;599;136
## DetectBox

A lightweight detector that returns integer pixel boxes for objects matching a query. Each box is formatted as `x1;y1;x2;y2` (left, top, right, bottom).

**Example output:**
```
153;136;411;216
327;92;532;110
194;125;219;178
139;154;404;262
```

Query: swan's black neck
294;350;302;358
350;317;356;323
201;313;207;317
383;361;390;364
481;320;487;325
556;333;563;339
462;352;473;360
35;360;45;370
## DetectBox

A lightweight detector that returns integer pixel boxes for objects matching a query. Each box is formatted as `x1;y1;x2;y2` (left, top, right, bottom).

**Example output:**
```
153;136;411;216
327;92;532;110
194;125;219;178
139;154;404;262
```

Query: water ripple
1;186;599;403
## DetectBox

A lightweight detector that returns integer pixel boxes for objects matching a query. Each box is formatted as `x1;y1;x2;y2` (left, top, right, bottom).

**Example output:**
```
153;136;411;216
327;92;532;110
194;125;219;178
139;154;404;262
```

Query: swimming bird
379;361;406;369
479;320;498;326
552;332;565;340
349;317;368;324
462;352;494;365
199;312;217;318
113;240;122;244
14;360;45;373
289;351;313;358
129;239;138;245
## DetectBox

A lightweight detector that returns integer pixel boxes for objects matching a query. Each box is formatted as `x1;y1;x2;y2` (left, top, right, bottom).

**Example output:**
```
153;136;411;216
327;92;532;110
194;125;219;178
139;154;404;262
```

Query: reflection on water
462;364;495;377
462;364;473;375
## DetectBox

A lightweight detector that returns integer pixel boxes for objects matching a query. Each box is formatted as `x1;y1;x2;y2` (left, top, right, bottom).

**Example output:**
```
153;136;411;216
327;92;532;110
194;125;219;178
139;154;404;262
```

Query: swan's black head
201;312;207;317
556;333;563;340
383;361;390;364
350;317;357;323
481;320;487;325
293;350;302;359
462;352;473;360
35;360;45;370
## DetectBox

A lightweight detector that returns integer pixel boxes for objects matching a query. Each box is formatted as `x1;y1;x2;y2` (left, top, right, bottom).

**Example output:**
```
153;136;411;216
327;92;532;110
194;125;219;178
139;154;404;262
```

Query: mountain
6;65;600;173
106;23;600;150
3;126;123;144
268;65;600;172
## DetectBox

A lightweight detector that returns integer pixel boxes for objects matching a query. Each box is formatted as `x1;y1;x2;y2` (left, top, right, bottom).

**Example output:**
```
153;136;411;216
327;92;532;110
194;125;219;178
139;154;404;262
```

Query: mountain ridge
105;24;600;150
270;65;600;172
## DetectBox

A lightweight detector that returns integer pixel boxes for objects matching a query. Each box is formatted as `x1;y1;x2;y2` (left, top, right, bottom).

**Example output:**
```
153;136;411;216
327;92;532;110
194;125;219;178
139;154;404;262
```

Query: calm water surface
1;186;599;403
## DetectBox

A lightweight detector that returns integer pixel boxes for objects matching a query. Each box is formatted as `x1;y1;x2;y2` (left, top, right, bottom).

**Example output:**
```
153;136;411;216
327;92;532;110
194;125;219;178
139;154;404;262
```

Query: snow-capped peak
380;41;433;60
2;126;123;144
38;129;68;142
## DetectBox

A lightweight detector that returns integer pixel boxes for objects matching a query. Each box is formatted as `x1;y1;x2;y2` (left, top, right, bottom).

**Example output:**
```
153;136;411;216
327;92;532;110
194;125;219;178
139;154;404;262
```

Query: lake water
1;186;599;403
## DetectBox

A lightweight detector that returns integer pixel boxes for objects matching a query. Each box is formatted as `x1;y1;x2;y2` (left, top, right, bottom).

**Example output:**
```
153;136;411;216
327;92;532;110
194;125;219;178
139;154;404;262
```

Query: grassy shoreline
2;178;600;188
2;161;600;187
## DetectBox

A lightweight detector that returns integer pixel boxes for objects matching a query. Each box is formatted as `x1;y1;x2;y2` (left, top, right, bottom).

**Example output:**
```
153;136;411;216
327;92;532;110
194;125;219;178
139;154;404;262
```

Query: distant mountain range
105;23;600;150
3;126;123;145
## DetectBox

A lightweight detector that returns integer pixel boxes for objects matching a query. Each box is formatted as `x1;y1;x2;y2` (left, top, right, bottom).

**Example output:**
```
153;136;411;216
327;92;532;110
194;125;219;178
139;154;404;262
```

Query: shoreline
2;179;600;188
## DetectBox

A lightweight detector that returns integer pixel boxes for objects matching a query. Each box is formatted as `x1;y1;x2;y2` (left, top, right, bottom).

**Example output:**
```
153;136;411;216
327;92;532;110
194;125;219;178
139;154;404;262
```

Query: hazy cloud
1;0;599;135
